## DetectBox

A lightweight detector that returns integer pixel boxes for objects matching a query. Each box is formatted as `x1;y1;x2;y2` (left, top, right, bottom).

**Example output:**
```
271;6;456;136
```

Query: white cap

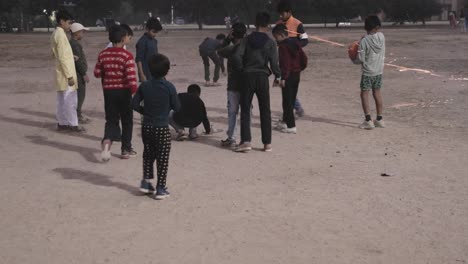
70;23;89;33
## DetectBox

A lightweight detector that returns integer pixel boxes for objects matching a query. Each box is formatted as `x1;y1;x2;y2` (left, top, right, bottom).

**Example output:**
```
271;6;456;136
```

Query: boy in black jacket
169;84;212;141
233;12;281;153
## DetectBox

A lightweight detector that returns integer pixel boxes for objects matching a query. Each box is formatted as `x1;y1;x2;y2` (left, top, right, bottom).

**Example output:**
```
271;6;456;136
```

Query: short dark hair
146;17;163;32
272;24;288;37
216;33;226;40
365;15;381;31
255;12;270;28
56;10;73;24
277;1;293;13
109;25;126;44
149;54;170;78
231;22;247;39
187;84;201;95
120;24;133;36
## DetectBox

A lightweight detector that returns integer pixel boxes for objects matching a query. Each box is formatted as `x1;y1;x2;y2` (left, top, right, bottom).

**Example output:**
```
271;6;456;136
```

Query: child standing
106;24;133;49
132;54;180;200
357;16;386;130
50;10;84;132
217;22;247;147
233;12;281;153
272;24;308;134
94;25;138;161
199;34;226;86
69;22;90;124
136;17;162;82
276;0;309;118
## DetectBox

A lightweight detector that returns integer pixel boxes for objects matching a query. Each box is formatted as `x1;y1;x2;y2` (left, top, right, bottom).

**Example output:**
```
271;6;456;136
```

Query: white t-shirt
106;42;127;49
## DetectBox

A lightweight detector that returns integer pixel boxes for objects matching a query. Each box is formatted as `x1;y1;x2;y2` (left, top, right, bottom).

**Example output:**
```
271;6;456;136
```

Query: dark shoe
78;115;91;124
121;149;137;159
139;180;156;194
221;138;236;147
154;186;170;200
68;126;86;132
234;143;252;153
57;124;70;131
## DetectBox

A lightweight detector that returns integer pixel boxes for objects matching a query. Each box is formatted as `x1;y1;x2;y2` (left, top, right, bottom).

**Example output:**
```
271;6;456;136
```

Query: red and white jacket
94;47;138;94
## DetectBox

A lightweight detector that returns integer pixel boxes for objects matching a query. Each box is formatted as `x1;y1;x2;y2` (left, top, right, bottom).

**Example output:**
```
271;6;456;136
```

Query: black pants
77;78;86;118
282;72;300;128
103;89;133;151
142;125;171;187
240;72;272;145
202;53;223;82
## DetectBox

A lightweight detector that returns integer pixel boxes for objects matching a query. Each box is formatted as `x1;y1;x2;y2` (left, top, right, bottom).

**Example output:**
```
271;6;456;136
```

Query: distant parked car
174;17;185;25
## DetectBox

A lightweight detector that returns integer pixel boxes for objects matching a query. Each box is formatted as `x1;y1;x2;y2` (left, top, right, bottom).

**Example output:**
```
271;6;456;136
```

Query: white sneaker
280;127;297;134
275;121;287;130
374;119;386;128
359;120;375;130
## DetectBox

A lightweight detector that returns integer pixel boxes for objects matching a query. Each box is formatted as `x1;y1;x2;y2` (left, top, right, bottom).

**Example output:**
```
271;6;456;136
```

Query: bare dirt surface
0;27;467;264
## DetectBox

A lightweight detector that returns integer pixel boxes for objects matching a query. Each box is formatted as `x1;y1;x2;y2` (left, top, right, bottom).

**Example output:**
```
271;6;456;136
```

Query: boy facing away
132;54;180;200
69;23;90;124
199;34;226;86
51;10;84;132
276;0;308;118
94;25;138;161
272;24;308;134
136;17;163;82
217;22;248;147
233;12;281;153
357;16;386;130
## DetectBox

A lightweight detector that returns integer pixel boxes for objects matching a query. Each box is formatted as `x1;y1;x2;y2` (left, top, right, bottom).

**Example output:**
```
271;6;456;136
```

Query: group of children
50;0;387;200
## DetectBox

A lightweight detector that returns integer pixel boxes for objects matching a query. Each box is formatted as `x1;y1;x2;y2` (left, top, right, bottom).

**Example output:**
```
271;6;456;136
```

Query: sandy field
0;26;467;264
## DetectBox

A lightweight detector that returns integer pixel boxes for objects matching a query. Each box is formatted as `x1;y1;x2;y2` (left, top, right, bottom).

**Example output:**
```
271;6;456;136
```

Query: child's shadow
26;135;101;164
53;168;141;196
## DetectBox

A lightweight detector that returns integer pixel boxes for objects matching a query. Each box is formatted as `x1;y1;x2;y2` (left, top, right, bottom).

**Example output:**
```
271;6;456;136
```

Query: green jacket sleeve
70;40;88;76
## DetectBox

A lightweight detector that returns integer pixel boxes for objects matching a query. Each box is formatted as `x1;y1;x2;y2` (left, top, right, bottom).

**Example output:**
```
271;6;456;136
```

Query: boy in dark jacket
199;34;226;86
170;84;212;141
233;12;281;153
132;54;180;200
136;17;162;82
272;24;307;134
69;22;90;124
217;22;247;147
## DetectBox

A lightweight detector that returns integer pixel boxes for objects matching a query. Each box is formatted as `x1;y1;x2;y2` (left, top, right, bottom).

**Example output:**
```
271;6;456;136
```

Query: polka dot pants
142;125;172;187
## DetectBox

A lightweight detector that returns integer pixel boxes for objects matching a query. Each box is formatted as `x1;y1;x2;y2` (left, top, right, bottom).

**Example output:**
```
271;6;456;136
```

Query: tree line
1;0;465;32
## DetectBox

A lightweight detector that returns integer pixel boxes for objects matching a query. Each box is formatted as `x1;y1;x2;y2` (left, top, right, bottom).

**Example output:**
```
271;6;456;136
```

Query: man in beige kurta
51;10;83;132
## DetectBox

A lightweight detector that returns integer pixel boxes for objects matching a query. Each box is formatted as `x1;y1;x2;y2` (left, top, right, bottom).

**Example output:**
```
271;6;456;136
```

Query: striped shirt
94;47;138;94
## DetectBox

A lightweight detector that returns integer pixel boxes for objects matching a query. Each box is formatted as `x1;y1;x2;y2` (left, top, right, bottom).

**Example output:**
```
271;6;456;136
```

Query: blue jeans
227;90;240;140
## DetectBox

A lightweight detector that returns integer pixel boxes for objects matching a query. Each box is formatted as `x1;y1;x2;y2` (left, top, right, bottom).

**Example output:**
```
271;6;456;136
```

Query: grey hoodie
358;32;385;76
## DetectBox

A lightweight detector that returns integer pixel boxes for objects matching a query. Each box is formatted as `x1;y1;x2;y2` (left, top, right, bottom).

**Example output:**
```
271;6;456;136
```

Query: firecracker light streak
285;29;446;78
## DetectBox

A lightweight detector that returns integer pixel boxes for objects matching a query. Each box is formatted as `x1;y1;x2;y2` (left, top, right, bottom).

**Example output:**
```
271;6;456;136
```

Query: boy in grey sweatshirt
357;15;386;130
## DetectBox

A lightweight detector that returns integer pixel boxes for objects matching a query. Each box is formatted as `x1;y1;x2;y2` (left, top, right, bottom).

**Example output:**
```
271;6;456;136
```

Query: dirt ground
0;26;467;264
